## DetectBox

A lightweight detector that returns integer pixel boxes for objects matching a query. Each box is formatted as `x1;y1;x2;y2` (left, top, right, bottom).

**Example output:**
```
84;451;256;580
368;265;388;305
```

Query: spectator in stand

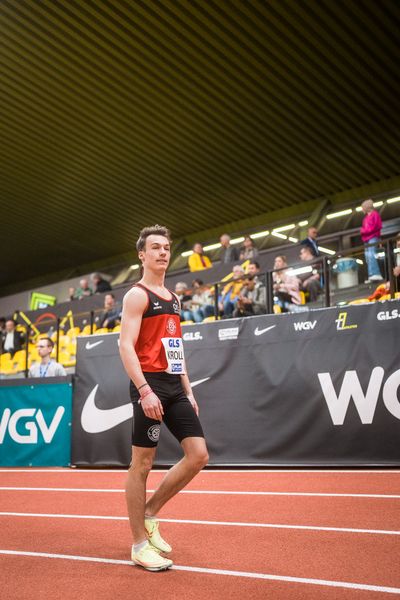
247;260;262;279
300;227;320;257
29;337;66;377
360;199;383;283
1;319;25;357
75;278;93;299
191;279;215;319
174;282;202;323
68;287;76;301
0;317;6;337
298;246;322;302
272;255;301;311
219;265;245;318
239;236;259;261
99;293;122;329
188;243;212;272
91;272;112;294
393;233;400;288
219;233;240;264
233;274;266;317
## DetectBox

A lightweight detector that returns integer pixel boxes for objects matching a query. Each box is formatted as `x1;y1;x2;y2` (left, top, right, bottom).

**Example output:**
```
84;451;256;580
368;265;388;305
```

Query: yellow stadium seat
94;327;109;335
299;291;306;305
68;341;77;356
67;326;81;338
378;294;391;301
58;351;76;368
113;324;121;333
348;298;370;305
80;324;96;335
13;350;27;372
202;316;216;323
273;304;282;314
180;320;194;325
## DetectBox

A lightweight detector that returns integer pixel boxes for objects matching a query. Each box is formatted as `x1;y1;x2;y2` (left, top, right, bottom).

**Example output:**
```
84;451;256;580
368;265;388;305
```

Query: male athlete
119;225;209;571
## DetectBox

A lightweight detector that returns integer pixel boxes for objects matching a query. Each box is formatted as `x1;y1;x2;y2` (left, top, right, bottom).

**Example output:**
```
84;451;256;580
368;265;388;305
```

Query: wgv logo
318;367;400;425
293;320;316;331
0;407;65;444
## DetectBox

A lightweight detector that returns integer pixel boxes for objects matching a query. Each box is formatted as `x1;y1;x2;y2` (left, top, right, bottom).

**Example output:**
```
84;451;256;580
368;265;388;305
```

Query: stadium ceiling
2;0;400;294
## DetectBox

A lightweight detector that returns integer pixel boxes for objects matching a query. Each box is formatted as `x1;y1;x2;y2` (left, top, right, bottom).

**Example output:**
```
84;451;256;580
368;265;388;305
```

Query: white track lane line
0;469;399;473
0;511;399;536
1;487;399;498
0;549;399;594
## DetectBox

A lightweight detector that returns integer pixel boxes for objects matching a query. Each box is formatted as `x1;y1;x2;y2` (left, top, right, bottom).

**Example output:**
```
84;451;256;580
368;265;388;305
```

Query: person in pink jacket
360;199;383;282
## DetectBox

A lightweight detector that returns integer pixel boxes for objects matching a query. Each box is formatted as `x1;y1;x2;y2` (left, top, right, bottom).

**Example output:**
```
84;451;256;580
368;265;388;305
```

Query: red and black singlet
134;283;183;372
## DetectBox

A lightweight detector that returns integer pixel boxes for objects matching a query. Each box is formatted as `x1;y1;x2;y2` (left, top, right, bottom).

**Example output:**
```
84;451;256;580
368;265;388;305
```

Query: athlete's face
140;235;171;271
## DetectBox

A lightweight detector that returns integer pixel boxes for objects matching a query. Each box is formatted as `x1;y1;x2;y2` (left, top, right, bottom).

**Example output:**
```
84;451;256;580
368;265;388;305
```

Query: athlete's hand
140;391;164;421
187;392;199;416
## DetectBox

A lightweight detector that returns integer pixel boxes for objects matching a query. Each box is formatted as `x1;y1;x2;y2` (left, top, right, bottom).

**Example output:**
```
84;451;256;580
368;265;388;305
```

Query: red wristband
140;387;153;400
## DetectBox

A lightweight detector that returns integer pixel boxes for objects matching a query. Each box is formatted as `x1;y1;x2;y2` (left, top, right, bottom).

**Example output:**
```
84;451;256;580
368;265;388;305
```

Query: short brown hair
136;225;171;253
39;337;54;349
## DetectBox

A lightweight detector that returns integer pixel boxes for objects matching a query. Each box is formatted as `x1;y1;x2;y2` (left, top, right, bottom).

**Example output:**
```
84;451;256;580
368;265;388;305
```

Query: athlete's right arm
119;287;164;421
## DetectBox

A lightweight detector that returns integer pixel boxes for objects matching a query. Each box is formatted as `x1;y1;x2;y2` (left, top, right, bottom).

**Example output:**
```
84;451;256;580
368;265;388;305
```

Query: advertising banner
0;378;73;466
71;301;400;466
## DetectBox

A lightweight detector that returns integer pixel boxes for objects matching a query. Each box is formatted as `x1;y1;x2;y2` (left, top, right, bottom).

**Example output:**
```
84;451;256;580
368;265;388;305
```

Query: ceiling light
271;232;287;239
319;246;336;255
230;236;245;245
130;264;140;270
203;242;221;251
298;220;309;227
251;230;269;239
288;237;298;243
326;209;352;220
273;224;295;232
356;259;364;265
387;196;400;204
181;250;193;257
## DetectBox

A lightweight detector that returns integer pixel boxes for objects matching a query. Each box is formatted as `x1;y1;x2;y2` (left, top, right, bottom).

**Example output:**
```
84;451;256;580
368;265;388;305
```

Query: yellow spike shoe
145;518;172;554
131;541;173;572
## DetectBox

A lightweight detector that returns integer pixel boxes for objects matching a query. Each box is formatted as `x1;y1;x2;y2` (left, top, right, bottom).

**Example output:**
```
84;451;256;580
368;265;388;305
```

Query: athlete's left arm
181;372;199;416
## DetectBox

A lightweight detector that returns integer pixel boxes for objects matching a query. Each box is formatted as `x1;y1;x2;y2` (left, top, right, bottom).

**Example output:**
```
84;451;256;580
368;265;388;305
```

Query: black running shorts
129;371;204;448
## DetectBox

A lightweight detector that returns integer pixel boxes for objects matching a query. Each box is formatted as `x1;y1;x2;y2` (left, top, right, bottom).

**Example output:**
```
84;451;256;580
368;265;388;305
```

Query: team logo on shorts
166;317;177;335
147;424;160;442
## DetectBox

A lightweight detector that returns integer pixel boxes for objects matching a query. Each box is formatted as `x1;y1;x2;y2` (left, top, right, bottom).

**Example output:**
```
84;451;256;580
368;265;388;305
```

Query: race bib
161;337;186;375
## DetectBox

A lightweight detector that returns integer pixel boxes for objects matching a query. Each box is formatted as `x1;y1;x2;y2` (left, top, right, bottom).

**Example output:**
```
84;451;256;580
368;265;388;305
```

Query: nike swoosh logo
81;377;210;434
254;325;276;336
85;340;104;350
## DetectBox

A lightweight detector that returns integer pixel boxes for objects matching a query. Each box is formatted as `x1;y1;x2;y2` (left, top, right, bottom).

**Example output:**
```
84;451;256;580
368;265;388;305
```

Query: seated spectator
300;227;320;257
91;272;112;294
191;279;215;319
233;274;266;317
188;243;212;272
174;282;202;323
219;233;240;264
219;265;245;318
272;255;301;311
247;260;262;280
99;293;122;329
68;287;76;301
75;278;93;299
1;319;25;357
298;246;322;302
29;337;67;377
239;236;259;261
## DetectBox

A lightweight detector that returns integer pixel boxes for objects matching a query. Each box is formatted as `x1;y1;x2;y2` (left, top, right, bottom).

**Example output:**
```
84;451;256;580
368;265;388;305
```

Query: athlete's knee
188;446;209;470
129;449;155;477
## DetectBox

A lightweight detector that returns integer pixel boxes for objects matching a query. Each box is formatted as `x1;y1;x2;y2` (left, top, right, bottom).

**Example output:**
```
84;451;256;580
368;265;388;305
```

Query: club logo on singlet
166;317;177;335
147;424;161;442
172;301;180;314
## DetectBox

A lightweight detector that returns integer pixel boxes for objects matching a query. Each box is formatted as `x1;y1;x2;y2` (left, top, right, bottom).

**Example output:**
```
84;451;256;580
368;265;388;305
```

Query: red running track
0;469;399;599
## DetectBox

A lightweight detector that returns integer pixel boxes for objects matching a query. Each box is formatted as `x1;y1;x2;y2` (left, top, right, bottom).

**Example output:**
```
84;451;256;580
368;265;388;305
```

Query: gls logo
318;367;400;425
293;321;316;331
183;331;203;341
0;407;65;444
377;309;400;321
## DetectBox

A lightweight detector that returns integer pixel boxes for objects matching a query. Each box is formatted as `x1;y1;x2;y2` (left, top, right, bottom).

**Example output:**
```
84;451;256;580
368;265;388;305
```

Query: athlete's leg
126;445;156;543
145;436;208;516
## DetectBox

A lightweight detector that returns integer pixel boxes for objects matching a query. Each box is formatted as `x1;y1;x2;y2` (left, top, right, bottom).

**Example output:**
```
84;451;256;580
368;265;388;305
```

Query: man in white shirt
29;337;67;377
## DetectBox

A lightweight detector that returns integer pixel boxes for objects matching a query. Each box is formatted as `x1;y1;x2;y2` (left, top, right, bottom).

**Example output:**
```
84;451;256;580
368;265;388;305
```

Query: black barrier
71;299;400;466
